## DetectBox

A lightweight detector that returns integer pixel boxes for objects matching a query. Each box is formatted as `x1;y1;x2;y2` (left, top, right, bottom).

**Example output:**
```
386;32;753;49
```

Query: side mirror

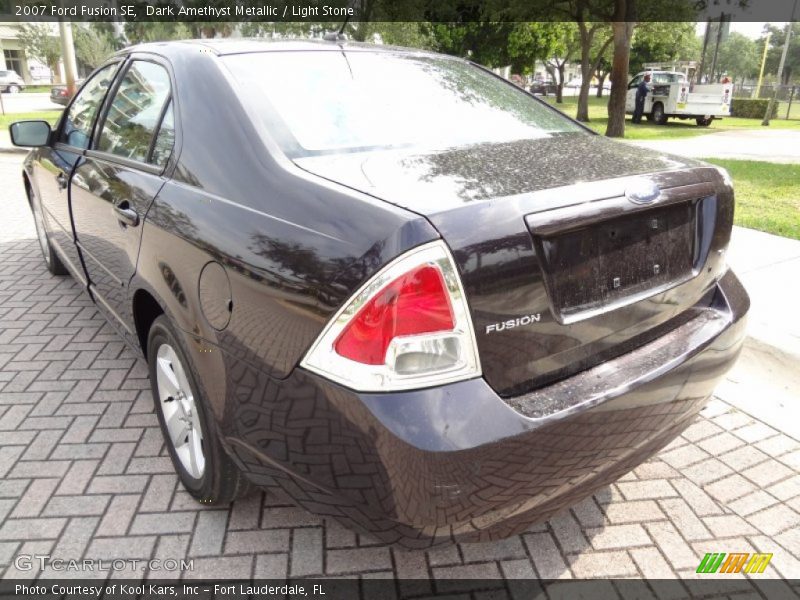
9;120;51;147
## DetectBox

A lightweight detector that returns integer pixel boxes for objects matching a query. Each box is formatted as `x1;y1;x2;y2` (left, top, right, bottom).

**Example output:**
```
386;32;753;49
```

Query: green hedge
731;98;779;119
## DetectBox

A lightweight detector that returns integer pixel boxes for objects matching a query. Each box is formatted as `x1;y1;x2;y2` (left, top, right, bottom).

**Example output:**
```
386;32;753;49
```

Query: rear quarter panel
131;49;438;422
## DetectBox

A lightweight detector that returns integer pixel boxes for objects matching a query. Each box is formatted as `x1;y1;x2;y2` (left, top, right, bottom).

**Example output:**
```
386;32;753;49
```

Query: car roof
118;38;446;60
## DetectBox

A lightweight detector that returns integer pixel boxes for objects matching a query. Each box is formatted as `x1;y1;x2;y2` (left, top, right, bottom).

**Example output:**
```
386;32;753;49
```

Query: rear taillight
301;241;481;392
333;264;455;365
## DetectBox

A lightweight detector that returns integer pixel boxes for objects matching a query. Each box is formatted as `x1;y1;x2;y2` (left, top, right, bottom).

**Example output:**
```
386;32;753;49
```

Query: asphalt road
0;92;60;114
629;129;800;164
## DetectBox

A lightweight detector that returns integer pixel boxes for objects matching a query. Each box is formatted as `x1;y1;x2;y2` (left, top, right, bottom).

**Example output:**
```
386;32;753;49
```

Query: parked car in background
529;79;558;95
10;39;748;546
50;80;84;106
0;70;25;93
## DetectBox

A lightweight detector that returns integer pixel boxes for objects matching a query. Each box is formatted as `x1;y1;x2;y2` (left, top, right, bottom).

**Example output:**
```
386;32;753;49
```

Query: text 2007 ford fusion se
11;39;748;545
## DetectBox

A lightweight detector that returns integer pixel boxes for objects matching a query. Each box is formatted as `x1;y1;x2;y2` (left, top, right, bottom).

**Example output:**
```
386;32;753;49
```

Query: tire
651;102;667;125
8;85;20;93
28;185;68;275
147;315;252;505
696;116;713;127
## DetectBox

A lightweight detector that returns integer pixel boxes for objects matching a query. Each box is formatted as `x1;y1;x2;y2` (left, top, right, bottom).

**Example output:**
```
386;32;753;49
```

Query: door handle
113;202;139;227
56;172;67;190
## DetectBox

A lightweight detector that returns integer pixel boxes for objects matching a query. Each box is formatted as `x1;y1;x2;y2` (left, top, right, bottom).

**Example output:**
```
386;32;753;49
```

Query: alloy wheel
155;343;206;479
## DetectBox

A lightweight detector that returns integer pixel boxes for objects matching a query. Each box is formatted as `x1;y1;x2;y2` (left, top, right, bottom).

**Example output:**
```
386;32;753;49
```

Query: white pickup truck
625;70;733;126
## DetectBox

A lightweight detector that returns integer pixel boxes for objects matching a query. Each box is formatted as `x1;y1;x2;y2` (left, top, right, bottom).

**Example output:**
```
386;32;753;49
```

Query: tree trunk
576;24;593;121
596;72;607;97
556;63;565;103
606;20;634;138
577;77;593;120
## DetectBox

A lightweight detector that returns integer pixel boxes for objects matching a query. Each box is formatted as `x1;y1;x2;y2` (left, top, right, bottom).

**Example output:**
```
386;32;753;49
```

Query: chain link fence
732;83;800;120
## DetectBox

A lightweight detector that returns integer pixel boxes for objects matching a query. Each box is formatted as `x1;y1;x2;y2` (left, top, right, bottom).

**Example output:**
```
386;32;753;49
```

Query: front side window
628;75;643;89
225;51;585;157
58;63;119;149
97;61;171;163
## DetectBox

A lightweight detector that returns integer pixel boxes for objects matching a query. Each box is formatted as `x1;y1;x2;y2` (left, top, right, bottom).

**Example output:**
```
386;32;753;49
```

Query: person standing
632;73;651;124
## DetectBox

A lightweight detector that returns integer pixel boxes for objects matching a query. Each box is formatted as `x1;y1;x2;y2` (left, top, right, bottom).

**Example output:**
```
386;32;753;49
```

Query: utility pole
753;31;771;98
763;0;798;126
57;20;79;96
696;18;712;85
709;13;727;82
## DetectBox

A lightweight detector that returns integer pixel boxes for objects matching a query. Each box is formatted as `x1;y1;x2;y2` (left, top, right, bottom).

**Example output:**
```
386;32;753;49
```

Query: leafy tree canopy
17;23;61;70
762;22;800;84
629;21;699;74
73;24;117;69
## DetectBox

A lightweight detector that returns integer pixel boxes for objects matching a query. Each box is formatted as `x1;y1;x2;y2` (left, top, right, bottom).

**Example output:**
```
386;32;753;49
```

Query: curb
0;147;27;155
719;334;800;443
742;332;800;380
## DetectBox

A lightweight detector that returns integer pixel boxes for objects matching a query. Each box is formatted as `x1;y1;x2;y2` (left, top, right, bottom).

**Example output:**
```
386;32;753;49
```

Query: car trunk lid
294;134;732;396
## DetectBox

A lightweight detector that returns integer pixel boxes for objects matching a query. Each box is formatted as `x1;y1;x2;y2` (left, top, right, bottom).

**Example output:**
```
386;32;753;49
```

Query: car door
31;62;122;283
625;75;642;112
70;58;176;339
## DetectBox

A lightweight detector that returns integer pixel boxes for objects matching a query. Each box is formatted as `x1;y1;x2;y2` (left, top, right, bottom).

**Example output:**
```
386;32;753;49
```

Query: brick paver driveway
1;154;799;586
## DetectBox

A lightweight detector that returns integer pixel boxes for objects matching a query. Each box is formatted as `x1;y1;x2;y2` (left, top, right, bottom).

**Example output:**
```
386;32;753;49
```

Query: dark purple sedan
10;39;748;546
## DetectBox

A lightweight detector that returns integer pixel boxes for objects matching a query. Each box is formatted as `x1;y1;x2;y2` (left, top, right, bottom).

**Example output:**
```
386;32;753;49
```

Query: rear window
652;72;686;84
224;51;585;157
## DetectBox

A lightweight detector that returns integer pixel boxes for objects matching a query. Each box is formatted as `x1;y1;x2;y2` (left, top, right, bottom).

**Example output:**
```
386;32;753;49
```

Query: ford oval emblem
625;179;661;205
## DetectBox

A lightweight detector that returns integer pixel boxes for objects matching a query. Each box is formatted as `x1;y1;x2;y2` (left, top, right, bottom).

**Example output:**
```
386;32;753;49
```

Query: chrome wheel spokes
155;344;205;478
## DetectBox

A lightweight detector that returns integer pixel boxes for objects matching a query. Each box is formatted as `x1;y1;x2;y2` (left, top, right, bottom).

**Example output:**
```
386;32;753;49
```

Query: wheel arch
132;288;165;359
651;101;667;125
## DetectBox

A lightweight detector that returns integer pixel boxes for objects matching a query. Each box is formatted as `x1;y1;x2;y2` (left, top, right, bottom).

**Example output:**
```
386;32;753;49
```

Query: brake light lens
301;241;481;392
334;265;455;365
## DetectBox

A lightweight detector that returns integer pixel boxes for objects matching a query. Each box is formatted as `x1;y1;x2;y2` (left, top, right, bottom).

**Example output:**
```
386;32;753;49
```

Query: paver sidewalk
1;154;799;588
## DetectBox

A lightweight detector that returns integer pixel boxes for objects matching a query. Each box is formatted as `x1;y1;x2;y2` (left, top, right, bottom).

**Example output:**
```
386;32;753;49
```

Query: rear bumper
225;268;748;546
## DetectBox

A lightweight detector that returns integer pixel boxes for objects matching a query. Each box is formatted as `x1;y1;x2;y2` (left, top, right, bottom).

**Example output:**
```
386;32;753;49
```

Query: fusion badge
486;314;541;334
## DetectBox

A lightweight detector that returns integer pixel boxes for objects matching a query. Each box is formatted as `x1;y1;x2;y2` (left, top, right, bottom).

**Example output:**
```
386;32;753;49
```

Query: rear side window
97;61;171;163
149;100;174;168
59;63;119;149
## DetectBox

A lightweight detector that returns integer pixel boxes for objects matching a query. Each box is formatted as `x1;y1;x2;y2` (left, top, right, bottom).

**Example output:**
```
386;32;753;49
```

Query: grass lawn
702;158;800;241
544;95;800;140
0;110;62;129
21;85;53;94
